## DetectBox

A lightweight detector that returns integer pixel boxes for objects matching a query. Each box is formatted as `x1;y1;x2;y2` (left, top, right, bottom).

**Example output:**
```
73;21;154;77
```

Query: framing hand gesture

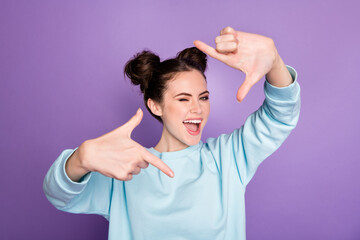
66;109;174;182
194;26;279;102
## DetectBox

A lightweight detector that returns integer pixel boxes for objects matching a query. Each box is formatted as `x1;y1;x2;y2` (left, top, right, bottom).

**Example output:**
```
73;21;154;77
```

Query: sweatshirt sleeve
205;66;300;187
43;148;113;219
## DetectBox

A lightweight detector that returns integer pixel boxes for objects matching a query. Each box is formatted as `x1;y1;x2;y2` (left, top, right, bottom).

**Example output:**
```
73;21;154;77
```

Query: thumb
236;76;257;102
122;108;143;137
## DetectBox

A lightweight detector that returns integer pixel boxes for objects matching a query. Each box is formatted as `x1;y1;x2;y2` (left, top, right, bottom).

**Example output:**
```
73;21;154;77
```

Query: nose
190;99;202;114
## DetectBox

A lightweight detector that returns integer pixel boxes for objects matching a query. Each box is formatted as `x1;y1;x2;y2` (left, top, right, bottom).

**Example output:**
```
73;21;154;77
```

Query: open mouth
183;119;202;135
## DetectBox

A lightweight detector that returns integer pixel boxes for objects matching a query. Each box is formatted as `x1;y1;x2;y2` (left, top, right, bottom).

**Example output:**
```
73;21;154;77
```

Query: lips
183;119;202;135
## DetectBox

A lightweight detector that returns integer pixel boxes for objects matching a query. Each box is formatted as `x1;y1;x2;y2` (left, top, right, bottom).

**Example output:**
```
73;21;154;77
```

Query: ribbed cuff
264;65;300;102
57;148;92;193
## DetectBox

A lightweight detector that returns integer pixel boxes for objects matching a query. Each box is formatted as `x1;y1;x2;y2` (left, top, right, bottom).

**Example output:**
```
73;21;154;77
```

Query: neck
154;126;189;152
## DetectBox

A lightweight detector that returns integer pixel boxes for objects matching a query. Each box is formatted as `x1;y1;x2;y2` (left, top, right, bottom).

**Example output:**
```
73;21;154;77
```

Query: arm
64;144;89;182
43;148;112;217
266;54;293;88
205;66;300;186
236;65;300;186
43;109;174;216
196;27;300;186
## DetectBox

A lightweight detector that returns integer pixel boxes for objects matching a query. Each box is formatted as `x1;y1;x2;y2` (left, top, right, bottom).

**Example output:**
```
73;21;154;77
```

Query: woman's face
157;69;210;150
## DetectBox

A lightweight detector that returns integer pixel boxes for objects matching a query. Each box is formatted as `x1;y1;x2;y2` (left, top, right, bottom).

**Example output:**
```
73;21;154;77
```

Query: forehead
165;70;207;95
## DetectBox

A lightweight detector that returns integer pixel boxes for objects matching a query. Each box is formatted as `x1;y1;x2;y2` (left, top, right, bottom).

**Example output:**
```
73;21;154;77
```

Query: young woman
43;26;300;240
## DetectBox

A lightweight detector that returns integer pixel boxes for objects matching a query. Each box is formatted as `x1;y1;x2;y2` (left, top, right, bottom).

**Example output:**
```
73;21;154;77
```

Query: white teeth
183;120;202;124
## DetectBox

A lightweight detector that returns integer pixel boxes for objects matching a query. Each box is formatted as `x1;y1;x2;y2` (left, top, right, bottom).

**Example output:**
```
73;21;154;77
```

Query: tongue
184;123;199;132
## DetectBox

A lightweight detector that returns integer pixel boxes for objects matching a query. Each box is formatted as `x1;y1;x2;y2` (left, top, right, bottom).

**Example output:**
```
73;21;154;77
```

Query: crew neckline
148;141;203;159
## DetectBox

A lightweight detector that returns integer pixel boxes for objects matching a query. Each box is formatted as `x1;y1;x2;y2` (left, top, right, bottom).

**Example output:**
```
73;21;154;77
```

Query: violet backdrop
1;0;359;239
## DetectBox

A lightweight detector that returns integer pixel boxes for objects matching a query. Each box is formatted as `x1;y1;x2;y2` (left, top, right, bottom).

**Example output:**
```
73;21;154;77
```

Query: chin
186;140;200;146
183;134;202;146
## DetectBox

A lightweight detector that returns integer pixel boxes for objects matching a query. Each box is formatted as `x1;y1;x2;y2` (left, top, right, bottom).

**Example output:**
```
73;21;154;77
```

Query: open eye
200;96;209;101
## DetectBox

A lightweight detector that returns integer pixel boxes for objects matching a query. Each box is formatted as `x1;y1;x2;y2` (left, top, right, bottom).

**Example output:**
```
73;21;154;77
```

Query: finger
216;42;237;54
138;161;149;169
125;174;133;181
236;77;256;102
194;40;228;63
141;149;174;178
131;167;141;175
122;108;143;137
215;34;236;44
220;26;236;35
104;108;143;138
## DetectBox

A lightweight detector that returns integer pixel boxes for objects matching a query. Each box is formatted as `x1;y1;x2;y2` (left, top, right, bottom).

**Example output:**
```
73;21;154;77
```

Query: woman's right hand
65;108;174;182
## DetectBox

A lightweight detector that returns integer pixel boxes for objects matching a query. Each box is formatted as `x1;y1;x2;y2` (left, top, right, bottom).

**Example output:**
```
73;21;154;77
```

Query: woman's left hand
194;26;280;102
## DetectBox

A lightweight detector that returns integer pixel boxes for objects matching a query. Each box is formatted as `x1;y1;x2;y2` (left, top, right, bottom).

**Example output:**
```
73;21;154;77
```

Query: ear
147;98;163;117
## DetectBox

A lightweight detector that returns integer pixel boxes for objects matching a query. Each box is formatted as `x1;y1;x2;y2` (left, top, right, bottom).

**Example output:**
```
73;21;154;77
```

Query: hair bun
176;47;207;72
124;50;160;93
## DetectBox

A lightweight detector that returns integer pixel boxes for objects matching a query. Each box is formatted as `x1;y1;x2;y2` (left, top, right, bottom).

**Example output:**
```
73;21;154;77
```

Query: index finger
141;148;174;178
193;40;228;63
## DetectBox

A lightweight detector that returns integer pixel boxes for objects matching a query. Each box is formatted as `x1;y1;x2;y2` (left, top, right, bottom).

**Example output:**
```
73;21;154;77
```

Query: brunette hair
124;47;207;122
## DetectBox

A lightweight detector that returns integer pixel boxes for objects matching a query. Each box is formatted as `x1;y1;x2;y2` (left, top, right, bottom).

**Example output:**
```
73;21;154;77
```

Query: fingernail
137;108;141;114
169;171;174;178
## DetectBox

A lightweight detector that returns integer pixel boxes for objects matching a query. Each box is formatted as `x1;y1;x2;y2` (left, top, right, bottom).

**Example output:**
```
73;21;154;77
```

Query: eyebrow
174;90;210;98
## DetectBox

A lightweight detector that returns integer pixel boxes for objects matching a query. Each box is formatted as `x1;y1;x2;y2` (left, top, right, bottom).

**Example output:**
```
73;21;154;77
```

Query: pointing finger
141;149;174;178
194;40;228;63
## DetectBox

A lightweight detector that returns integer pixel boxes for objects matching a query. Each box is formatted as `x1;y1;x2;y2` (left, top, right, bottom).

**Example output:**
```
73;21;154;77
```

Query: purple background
1;0;359;239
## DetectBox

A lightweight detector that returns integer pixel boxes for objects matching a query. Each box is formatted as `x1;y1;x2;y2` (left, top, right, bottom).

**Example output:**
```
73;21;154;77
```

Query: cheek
168;103;187;116
203;105;210;128
203;103;210;117
162;104;187;124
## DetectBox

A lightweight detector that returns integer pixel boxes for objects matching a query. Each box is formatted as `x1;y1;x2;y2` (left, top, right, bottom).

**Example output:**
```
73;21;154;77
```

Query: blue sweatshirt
43;66;300;240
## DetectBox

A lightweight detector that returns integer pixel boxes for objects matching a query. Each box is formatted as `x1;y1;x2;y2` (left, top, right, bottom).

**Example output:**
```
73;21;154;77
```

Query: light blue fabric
43;66;300;240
